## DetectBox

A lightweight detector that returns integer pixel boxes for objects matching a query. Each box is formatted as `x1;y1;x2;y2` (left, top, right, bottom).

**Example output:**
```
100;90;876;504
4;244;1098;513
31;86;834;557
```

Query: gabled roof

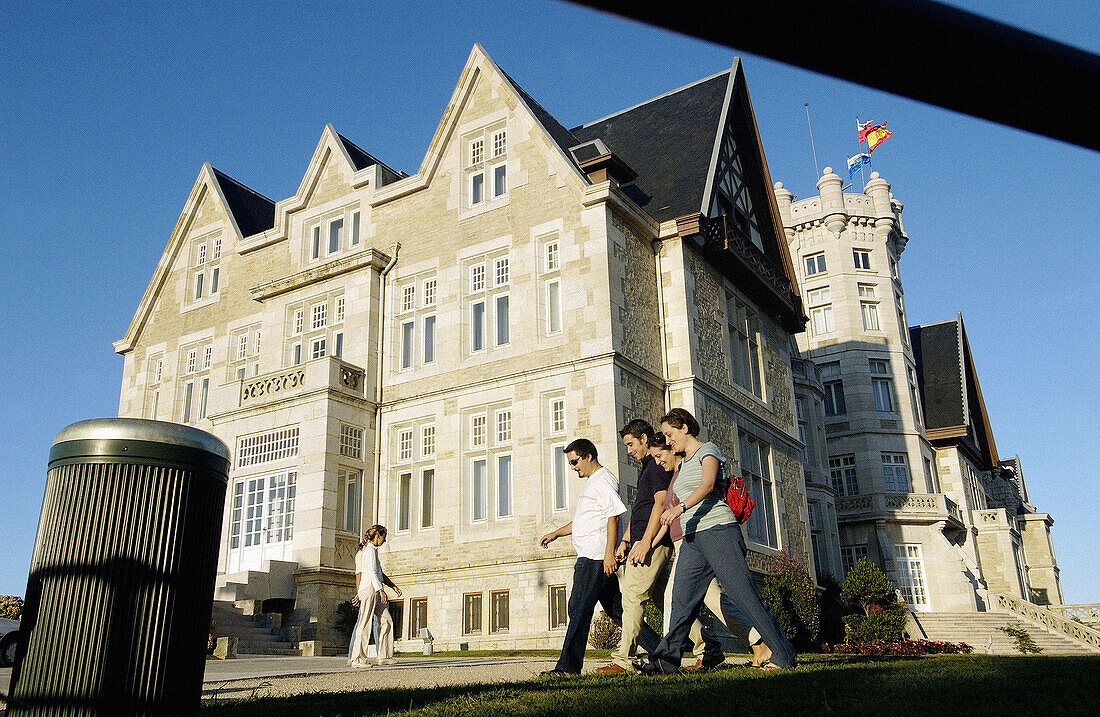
336;131;405;184
571;70;731;224
911;314;999;469
498;68;581;163
210;167;275;239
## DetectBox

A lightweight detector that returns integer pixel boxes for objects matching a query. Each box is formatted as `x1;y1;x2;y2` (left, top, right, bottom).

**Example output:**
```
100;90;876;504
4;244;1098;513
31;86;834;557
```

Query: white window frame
469;171;485;206
495;293;510;346
335;296;345;323
420;467;435;529
350;211;361;246
310;336;326;359
400;320;415;370
471;264;486;293
471;299;486;352
293;308;304;335
398;429;414;462
237;335;248;361
550;399;566;435
311;302;327;330
551;443;569;512
423;314;436;365
854;248;872;270
494;257;510;287
202;345;212;370
491;129;506;158
496;409;512;444
861;301;881;331
401;284;416;313
398;471;412;532
469;137;484;166
882;452;912;493
423;278;436;307
497;453;513;518
186;349;197;375
491;161;507;199
421;424;436;458
546;279;562;335
472;458;487;522
471;413;487;448
804;252;826;276
545;239;560;272
829;454;858;496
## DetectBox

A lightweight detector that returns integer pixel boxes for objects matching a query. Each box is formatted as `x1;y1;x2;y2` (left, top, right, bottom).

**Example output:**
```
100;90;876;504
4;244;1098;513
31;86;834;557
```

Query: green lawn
203;654;1100;716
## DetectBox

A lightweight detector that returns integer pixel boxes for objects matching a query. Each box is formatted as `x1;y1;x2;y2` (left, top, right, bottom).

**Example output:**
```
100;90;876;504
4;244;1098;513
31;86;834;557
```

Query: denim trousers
555;557;661;673
653;523;796;668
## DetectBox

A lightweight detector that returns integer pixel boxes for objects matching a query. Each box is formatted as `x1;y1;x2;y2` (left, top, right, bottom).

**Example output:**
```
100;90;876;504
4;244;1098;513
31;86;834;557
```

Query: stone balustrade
836;492;966;530
238;357;366;408
974;508;1018;533
992;592;1100;653
1046;604;1100;625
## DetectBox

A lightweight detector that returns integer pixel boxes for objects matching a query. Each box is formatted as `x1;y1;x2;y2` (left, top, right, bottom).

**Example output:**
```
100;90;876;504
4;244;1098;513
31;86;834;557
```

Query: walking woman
348;524;401;667
640;408;795;674
648;432;771;669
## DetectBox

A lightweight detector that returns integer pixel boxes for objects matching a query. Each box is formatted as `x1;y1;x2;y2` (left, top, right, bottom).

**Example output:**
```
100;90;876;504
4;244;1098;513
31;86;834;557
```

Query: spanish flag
865;122;893;152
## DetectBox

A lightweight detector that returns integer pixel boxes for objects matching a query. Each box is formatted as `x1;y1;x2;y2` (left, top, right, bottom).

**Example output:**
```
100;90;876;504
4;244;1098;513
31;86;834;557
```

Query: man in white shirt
539;438;661;675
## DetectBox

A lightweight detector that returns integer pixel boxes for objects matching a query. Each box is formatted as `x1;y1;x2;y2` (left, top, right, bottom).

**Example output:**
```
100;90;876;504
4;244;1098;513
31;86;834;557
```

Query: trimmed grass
203;653;1100;716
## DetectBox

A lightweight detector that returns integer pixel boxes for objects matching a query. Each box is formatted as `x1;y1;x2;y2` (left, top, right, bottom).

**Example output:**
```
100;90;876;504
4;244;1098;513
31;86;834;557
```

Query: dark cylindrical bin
9;419;230;716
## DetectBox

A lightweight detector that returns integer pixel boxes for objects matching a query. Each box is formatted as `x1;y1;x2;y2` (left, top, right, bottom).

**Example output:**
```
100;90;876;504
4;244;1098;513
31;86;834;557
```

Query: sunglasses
568;457;581;466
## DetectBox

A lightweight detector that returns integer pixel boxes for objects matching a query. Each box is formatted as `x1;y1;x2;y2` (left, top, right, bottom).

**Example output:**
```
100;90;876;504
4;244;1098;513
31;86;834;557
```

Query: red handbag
726;474;756;523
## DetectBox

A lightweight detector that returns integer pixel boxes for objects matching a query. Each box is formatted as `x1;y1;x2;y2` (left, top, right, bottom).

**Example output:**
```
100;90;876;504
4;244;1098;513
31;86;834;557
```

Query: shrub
589;611;621;649
0;595;23;621
841;558;896;614
643;600;663;635
817;573;853;647
333;600;359;637
999;625;1043;654
823;639;974;655
761;552;820;649
843;612;908;644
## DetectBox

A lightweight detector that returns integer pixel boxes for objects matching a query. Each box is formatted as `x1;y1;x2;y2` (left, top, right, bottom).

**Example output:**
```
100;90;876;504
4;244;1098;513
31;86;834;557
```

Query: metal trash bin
9;419;230;716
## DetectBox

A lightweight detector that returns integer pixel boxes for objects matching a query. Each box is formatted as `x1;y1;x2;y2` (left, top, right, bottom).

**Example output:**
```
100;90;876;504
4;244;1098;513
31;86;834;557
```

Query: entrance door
894;544;930;611
227;470;297;574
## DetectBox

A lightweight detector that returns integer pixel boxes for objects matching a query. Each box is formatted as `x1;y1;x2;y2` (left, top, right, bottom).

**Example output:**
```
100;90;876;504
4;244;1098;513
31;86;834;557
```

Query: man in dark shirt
597;419;674;674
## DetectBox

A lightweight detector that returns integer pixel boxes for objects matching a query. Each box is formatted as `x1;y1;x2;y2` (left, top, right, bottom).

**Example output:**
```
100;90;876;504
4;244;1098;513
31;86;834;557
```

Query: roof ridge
334;130;406;178
209;165;275;205
573;67;733;131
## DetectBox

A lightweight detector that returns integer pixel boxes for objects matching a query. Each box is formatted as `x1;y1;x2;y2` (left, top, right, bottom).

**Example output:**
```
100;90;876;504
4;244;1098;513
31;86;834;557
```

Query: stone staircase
211;600;300;656
214;559;298;603
914;612;1097;655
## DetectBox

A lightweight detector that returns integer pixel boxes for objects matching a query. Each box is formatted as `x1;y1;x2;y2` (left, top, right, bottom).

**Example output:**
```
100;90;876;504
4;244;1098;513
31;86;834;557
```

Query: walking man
539;438;661;676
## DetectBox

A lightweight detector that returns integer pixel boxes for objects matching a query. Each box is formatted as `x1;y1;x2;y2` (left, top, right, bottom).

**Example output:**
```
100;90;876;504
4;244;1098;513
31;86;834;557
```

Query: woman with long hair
640;408;795;673
647;432;771;668
348;524;401;667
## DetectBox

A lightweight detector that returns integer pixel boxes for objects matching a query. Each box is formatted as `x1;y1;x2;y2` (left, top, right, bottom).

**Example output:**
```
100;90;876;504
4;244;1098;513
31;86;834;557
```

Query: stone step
210;600;300;657
915;612;1095;655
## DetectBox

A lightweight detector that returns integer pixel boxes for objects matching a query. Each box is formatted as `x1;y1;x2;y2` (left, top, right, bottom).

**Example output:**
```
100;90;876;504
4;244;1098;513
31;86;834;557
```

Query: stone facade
115;46;813;652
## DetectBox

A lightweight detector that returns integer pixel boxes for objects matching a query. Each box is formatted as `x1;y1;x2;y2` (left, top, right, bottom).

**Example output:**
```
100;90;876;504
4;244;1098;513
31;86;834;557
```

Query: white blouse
354;543;385;597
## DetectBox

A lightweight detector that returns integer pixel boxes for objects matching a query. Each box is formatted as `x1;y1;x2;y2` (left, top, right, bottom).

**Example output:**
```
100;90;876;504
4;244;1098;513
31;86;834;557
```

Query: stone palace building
115;45;816;652
775;167;1062;613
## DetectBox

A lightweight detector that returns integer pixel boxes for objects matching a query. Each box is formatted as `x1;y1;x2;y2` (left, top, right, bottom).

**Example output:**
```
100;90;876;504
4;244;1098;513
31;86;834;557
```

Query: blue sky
1;1;1097;603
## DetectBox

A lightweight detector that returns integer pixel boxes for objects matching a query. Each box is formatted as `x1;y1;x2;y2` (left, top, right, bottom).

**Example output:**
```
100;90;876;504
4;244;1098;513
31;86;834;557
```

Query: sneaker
595;663;628;675
351;660;372;669
637;658;679;676
377;658;398;665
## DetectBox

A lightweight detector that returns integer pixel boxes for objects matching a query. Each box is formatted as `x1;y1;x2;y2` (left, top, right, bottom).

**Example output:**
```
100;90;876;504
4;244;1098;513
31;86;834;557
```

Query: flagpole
805;103;820;180
857;116;868;189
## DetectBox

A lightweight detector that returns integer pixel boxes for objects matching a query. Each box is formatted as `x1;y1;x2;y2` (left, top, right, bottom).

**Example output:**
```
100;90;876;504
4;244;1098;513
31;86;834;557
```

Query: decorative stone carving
240;368;306;406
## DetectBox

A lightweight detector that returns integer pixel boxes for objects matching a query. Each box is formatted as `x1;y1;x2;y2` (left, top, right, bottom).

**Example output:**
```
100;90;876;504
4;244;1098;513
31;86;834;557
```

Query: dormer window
467;126;508;209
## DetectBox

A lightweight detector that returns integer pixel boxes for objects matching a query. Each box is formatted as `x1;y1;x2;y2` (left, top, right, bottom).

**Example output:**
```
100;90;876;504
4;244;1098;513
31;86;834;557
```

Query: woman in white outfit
348;524;401;667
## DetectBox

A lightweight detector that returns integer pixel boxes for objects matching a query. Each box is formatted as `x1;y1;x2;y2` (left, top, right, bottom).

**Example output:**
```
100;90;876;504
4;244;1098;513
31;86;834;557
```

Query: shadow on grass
202;654;1100;716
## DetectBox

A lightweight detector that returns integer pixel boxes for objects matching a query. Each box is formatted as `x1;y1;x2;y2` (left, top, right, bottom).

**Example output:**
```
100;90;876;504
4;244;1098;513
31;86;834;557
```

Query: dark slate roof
211;167;275;239
337;132;407;185
570;71;731;223
498;68;581;162
910;319;964;430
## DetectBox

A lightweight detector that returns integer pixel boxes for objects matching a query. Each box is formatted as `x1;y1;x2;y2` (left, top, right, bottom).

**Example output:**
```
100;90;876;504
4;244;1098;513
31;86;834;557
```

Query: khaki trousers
348;589;394;663
611;544;672;668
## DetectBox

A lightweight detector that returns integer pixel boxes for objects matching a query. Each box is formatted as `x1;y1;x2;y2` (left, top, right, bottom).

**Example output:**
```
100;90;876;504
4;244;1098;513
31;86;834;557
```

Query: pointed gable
210;167;275;239
911;314;999;469
336;131;405;185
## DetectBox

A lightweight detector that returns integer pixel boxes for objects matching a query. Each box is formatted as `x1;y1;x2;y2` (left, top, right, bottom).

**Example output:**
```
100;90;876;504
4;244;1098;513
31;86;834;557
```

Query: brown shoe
681;659;703;671
596;663;628;675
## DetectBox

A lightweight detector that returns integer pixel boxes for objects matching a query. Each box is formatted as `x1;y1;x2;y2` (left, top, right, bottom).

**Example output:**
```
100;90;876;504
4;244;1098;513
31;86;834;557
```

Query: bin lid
52;418;231;462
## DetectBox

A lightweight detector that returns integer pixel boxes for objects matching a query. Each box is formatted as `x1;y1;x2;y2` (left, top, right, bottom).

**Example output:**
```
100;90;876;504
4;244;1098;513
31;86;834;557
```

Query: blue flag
847;153;871;181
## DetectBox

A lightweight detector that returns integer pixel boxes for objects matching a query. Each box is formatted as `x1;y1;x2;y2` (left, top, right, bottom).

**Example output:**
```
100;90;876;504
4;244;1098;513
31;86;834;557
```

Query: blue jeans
654;523;796;668
555;557;661;673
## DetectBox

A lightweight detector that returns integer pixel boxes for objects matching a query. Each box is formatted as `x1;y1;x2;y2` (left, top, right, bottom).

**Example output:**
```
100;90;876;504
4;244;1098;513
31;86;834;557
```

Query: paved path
2;655;566;708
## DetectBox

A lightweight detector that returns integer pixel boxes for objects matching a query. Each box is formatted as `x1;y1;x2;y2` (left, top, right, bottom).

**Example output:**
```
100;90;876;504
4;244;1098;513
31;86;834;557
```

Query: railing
974;508;1018;533
239;357;366;408
836;493;965;528
945;496;962;523
991;592;1100;653
1046;604;1100;625
699;214;801;311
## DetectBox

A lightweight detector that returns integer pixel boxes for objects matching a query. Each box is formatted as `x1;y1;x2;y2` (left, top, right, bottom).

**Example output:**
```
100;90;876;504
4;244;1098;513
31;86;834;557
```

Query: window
494;257;509;286
212;237;221;259
547;279;562;334
491;129;506;157
924;457;938;493
423;278;436;307
909;368;924;426
861;301;881;330
351;211;360;246
198;378;209;420
265;471;296;543
495;295;509;345
740;432;777;548
335;296;345;323
310;337;326;359
894;544;928;606
497;454;513;518
293;309;304;335
398;429;414;461
805;252;827;276
398;472;411;531
471;172;485;205
550;398;565;434
551;444;569;511
871;362;894;412
409;599;428;640
253;331;261;356
545;240;560;272
334;332;343;359
182;381;194;423
311;302;327;330
840;546;868;576
402;284;416;313
468;128;506;208
890;255;900;280
471;414;487;448
549;585;567;629
463;593;483;635
470;138;484;166
423;315;435;364
807;287;834;335
882;453;911;493
492;163;507;198
202;345;212;370
823;380;846;416
490;590;509;633
311;225;321;260
421;468;435;528
237;335;248;361
340;425;363;458
401;320;414;370
329;218;343;254
237;427;300;468
829;455;858;496
194;272;205;300
186;349;197;374
422;424;435;458
471;265;486;292
726;292;763;398
149;389;159;419
292;343;302;365
229;481;243;549
472;459;487;521
198;243;208;265
496;410;512;444
389;601;404;639
896;291;910;347
853;249;872;269
153;358;163;383
243;476;265;547
211;267;220;294
471;301;485;351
